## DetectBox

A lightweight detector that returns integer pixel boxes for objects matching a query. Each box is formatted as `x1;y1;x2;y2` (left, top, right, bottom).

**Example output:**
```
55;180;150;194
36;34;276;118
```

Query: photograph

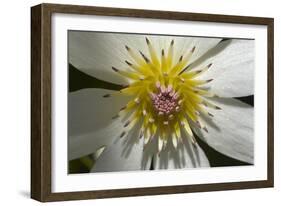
67;31;254;174
30;3;273;201
0;0;277;204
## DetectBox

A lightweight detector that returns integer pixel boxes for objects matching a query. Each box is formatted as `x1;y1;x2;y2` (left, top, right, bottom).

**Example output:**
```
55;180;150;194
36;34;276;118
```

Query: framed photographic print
31;3;274;202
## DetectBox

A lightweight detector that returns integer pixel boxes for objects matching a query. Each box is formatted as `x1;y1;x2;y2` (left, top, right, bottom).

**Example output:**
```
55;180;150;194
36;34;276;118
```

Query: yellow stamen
110;37;220;152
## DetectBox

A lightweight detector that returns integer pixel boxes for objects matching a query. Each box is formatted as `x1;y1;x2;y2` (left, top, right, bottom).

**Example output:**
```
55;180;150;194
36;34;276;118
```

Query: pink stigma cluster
150;82;181;116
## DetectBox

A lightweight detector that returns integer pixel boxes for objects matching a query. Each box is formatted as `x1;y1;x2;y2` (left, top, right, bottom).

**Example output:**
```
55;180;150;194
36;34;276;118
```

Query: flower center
151;83;180;116
106;37;221;151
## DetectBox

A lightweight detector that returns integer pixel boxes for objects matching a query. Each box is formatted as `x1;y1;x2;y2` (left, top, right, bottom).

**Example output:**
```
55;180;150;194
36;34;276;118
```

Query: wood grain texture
31;4;52;202
267;20;274;187
31;3;274;202
31;4;42;201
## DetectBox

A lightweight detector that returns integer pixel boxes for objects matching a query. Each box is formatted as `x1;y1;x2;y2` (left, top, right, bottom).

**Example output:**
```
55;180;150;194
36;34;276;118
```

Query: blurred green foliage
69;154;95;174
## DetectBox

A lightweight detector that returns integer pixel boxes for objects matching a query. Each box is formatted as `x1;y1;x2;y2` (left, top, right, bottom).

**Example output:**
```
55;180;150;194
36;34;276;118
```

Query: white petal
68;88;130;136
68;88;130;160
189;38;222;64
153;36;221;66
195;98;254;164
69;121;122;161
153;137;210;170
91;128;144;172
69;31;222;84
196;39;254;97
69;31;145;85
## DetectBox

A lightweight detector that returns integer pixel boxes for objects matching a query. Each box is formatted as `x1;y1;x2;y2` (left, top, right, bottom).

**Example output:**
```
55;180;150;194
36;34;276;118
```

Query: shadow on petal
120;122;143;159
141;137;157;170
189;39;232;70
152;134;210;170
209;97;254;108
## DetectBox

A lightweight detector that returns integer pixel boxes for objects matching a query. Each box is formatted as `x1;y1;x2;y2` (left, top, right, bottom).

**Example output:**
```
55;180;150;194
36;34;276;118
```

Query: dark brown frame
31;3;274;202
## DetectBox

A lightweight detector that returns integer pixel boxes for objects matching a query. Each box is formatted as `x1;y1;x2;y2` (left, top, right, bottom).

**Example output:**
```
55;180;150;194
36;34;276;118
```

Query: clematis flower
68;32;254;172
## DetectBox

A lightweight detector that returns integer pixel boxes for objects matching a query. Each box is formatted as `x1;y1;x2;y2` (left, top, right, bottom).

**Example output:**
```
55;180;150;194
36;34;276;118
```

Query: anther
193;90;199;94
149;118;155;123
103;94;110;98
120;106;126;111
191;46;196;53
120;131;126;138
125;60;132;66
139;51;150;63
142;109;147;116
112;114;119;119
203;127;209;133
178;65;189;75
124;120;131;127
158;111;164;116
168;114;174;120
134;97;140;104
145;37;150;45
125;45;130;51
163;121;169;125
111;66;119;72
179;55;183;62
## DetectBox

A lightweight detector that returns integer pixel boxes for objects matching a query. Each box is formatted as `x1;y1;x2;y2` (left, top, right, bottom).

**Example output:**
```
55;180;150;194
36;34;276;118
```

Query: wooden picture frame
31;3;274;202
